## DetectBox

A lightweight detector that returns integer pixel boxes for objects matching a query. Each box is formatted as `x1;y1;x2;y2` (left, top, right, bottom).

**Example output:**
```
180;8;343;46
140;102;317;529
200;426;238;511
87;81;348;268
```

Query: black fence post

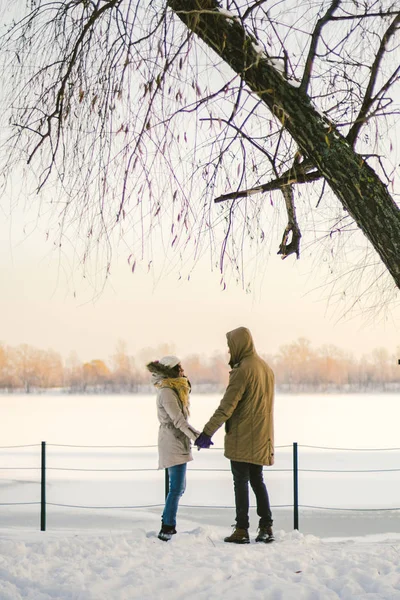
41;441;46;532
164;468;169;500
293;442;299;531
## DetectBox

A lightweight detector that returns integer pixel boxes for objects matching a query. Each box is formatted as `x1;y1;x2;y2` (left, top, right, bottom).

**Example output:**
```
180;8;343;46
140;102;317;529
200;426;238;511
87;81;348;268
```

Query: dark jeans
162;463;186;527
231;461;273;530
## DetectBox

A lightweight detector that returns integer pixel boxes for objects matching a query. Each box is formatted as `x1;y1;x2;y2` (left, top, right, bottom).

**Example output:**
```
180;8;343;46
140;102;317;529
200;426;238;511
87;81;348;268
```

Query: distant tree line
0;338;398;394
265;338;400;393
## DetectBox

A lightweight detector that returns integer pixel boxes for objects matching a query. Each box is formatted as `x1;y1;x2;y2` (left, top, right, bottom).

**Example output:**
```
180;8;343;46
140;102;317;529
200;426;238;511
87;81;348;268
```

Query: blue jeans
162;463;187;527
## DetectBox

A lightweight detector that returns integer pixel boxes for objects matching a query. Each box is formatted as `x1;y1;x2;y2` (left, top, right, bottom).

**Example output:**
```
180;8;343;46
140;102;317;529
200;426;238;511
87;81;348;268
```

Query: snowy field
1;519;400;600
1;392;400;599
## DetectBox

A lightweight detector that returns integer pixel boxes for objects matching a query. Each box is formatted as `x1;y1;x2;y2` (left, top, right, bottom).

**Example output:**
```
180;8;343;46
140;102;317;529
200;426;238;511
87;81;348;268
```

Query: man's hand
194;432;214;450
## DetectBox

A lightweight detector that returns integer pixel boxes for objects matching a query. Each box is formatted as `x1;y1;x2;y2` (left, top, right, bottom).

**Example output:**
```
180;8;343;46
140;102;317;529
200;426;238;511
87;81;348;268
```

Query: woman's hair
169;364;181;378
146;360;181;379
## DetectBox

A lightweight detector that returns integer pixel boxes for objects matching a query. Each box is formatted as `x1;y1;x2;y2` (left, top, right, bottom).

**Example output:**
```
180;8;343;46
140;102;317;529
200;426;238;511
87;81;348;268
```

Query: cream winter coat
156;387;200;469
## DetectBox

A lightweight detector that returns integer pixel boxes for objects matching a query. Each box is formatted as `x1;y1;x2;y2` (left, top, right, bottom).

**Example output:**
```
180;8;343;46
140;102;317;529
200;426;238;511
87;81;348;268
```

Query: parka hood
226;327;255;367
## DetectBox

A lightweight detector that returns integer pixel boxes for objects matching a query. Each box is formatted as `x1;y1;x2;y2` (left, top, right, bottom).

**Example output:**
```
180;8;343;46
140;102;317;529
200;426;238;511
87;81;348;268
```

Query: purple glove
195;432;214;449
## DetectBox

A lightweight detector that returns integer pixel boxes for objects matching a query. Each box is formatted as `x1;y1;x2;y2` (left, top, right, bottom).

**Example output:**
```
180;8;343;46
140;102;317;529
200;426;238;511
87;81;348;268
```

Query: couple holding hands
146;326;275;544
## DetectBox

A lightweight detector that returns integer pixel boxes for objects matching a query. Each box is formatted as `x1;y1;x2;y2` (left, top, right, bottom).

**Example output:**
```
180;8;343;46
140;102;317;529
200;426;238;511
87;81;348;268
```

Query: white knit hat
159;355;181;368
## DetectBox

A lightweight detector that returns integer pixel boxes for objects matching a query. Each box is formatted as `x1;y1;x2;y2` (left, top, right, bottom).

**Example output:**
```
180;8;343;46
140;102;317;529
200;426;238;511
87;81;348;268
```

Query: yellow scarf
154;377;191;414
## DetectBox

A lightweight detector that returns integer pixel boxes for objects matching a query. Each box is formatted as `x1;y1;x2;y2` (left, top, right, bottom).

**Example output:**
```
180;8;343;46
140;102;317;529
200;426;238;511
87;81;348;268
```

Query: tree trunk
168;0;400;290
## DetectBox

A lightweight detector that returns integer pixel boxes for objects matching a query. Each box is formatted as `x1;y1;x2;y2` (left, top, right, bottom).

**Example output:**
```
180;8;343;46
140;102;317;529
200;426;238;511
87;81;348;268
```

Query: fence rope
0;502;40;506
179;503;293;509
0;444;40;449
47;502;164;509
3;465;397;473
46;467;160;472
299;444;400;452
0;467;40;470
47;467;400;473
43;466;292;472
46;502;292;510
2;443;396;451
299;505;400;512
46;443;293;450
298;468;400;473
47;444;158;449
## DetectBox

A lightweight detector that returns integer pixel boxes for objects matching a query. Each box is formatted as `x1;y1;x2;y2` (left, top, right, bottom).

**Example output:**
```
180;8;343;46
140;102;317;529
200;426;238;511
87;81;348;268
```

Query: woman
146;355;200;541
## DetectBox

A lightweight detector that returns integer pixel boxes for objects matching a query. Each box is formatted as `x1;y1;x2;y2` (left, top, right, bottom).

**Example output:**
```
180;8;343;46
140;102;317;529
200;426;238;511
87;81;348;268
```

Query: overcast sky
1;202;398;365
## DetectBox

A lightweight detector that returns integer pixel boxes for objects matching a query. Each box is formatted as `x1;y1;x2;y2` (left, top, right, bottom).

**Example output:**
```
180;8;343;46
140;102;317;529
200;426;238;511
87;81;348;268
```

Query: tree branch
300;0;341;94
277;185;302;259
27;0;121;167
329;11;400;21
214;165;321;203
371;65;400;105
168;0;400;289
347;12;400;146
242;0;268;21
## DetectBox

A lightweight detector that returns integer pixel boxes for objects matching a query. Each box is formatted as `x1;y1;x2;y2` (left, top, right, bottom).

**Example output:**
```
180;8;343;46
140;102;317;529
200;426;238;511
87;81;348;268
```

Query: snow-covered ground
2;392;400;598
1;514;400;599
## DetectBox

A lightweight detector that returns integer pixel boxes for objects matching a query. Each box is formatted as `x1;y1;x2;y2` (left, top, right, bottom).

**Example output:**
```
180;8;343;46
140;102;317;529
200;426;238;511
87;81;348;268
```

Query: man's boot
255;525;274;543
224;527;250;544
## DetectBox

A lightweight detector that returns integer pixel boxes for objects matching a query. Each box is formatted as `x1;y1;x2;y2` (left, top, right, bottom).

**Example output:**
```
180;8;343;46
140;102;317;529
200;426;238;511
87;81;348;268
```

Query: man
195;326;275;544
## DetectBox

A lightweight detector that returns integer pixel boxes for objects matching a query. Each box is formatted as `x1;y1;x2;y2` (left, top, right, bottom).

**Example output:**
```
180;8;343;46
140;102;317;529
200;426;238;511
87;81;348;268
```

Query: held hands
195;432;214;450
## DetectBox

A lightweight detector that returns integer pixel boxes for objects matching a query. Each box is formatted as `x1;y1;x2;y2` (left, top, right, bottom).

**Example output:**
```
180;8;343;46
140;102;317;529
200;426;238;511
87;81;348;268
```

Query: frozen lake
1;392;400;536
2;391;400;447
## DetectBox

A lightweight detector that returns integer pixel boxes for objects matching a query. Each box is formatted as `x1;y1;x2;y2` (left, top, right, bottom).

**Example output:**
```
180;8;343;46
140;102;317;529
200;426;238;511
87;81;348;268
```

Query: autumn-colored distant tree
64;351;84;392
83;359;111;390
13;344;42;393
315;345;351;387
0;344;14;390
111;339;137;390
369;347;391;387
273;338;317;390
12;345;63;391
182;354;208;385
200;352;229;388
39;349;64;389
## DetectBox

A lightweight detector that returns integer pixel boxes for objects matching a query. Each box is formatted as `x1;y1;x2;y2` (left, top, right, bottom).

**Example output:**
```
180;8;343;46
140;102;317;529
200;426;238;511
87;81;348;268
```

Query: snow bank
1;515;400;600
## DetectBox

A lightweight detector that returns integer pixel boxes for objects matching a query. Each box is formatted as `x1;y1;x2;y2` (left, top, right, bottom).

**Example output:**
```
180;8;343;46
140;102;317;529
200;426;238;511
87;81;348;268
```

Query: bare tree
1;1;399;302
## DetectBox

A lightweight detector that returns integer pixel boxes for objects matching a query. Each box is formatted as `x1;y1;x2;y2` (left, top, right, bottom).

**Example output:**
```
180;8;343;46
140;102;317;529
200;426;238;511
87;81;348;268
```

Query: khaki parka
203;327;275;466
